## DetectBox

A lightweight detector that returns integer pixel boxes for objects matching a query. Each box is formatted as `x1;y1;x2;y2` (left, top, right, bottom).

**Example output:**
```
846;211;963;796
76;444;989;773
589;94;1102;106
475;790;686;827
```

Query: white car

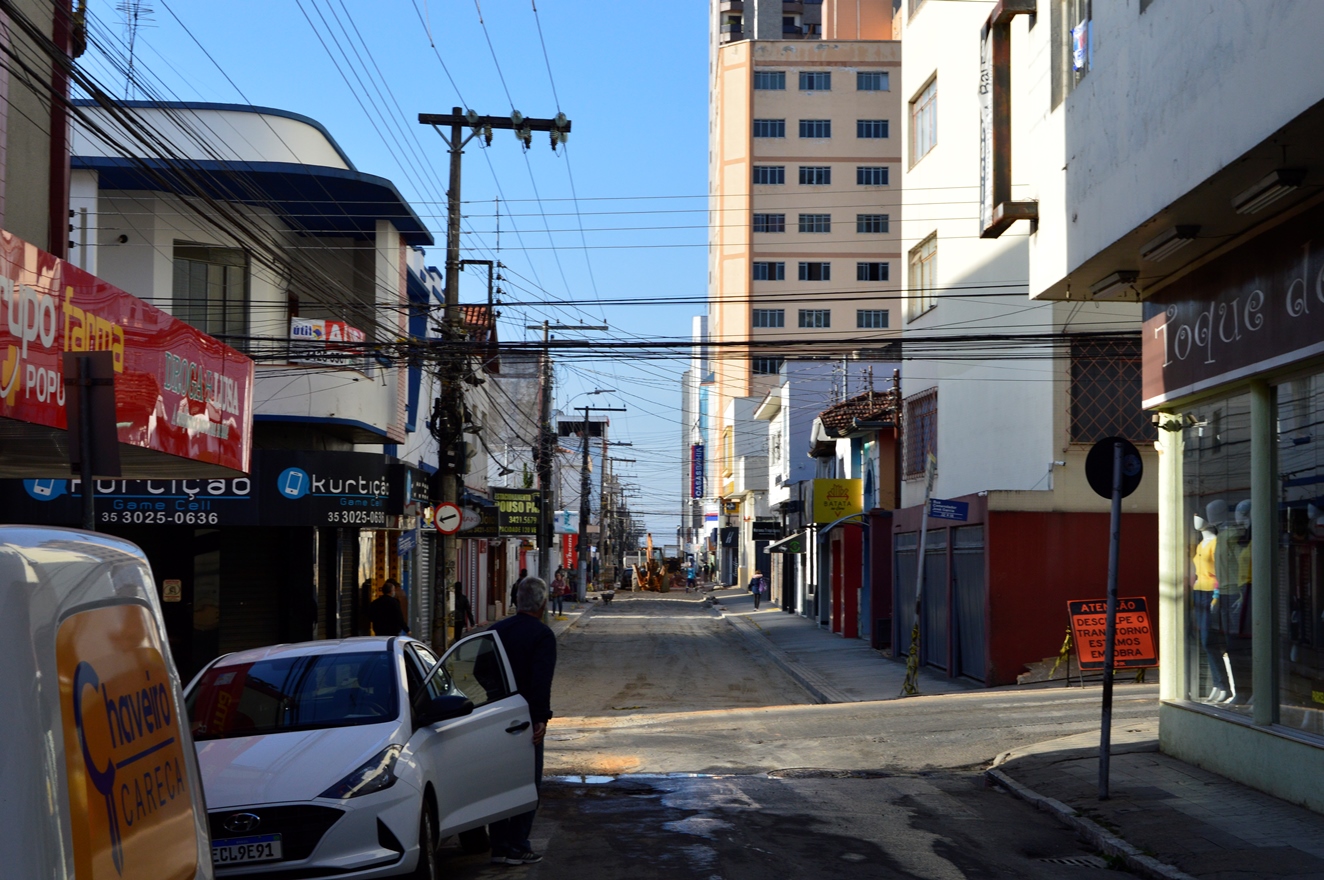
185;633;537;879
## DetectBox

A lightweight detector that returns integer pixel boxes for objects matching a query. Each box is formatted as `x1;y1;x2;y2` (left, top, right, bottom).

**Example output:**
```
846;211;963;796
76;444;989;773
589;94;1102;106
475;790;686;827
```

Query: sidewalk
712;586;1324;880
989;722;1324;880
712;586;974;702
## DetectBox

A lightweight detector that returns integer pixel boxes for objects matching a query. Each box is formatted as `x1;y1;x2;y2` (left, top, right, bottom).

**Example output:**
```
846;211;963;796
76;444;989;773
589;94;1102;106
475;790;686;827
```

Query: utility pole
576;404;625;599
526;321;608;581
422;107;569;644
606;456;636;578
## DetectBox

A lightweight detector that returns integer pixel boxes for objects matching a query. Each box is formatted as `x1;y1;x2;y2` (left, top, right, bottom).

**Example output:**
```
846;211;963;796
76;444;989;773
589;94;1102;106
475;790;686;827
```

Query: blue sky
84;0;710;536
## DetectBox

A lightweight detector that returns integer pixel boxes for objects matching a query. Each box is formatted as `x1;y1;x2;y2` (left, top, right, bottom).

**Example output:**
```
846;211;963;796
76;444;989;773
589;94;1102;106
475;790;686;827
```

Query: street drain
767;768;892;779
1037;856;1107;868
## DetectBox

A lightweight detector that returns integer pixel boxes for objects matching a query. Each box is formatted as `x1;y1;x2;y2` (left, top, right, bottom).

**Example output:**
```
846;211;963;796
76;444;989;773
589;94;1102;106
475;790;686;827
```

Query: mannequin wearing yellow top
1193;499;1231;702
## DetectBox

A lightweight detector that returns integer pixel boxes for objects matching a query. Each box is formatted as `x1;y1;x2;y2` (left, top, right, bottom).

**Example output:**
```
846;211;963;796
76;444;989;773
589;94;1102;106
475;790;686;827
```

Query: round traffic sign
433;502;463;535
1085;437;1144;499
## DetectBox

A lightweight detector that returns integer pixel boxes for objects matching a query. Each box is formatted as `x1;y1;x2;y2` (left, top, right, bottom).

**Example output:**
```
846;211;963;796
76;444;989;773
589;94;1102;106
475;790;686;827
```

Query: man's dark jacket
490;612;556;723
368;594;407;636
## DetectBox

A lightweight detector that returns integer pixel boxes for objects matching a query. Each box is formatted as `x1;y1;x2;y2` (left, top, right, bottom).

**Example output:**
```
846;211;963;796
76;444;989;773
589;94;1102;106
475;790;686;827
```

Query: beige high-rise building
707;0;902;494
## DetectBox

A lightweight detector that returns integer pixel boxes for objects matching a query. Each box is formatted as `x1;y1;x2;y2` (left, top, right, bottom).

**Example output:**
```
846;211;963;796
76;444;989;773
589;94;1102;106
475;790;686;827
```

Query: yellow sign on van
812;478;863;524
58;604;198;880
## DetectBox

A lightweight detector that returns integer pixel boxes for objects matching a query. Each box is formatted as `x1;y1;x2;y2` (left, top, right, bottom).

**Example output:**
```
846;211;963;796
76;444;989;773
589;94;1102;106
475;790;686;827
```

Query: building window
752;357;784;375
857;262;889;282
753;118;786;138
799;71;831;91
754;70;785;90
910;76;937;163
753;213;785;233
798;262;831;281
799;119;831;138
752;308;785;328
1069;338;1155;444
798;165;831;185
1051;0;1093;108
903;388;937;477
798;309;831;328
752;261;785;281
857;309;889;329
753;165;786;185
798;214;831;233
856;166;889;186
857;71;889;91
857;213;889;233
172;243;249;344
857;119;889;139
907;233;937;322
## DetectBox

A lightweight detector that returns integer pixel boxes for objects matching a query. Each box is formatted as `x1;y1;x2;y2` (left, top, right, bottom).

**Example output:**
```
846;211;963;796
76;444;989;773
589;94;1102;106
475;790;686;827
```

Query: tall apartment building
706;0;902;571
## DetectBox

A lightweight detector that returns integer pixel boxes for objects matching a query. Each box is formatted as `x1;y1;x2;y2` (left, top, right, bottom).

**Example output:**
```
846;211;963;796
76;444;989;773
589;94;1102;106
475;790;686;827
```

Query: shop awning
767;532;807;554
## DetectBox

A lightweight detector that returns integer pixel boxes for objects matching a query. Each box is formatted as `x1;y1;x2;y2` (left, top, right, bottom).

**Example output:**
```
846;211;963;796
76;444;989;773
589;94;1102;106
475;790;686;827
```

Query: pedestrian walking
550;570;568;617
452;581;475;643
368;579;409;636
487;577;556;866
749;570;768;610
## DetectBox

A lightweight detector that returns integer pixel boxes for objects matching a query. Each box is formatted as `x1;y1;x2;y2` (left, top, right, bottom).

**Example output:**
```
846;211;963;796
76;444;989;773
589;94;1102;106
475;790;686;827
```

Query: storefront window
1277;374;1324;736
1180;393;1252;713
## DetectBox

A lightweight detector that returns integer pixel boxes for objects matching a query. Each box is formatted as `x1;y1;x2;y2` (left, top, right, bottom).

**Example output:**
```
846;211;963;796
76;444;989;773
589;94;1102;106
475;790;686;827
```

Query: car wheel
458;827;490;855
412;802;439;880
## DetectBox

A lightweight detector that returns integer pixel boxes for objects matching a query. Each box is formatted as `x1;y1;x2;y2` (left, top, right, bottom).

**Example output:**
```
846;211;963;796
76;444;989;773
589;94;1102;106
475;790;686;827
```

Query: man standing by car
368;579;409;636
487;576;556;866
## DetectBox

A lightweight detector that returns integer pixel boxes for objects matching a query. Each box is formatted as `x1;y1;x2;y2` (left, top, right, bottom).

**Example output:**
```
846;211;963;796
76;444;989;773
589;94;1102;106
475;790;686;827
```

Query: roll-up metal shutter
220;529;282;653
417;532;434;644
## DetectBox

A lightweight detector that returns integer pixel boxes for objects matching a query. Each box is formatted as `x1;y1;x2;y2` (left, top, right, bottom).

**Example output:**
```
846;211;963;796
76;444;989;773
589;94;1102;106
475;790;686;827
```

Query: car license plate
212;834;282;864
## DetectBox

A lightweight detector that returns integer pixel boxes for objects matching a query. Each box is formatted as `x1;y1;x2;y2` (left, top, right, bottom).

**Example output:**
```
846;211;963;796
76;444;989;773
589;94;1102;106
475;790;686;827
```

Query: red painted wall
843;524;862;638
985;511;1159;685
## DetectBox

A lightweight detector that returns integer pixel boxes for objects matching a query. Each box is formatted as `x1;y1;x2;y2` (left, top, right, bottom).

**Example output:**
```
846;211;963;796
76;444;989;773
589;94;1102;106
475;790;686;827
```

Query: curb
720;609;854;705
984;767;1198;880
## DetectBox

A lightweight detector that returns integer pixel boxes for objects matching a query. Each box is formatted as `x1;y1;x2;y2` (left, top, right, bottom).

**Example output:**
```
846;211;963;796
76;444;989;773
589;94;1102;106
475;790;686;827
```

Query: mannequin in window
1193;499;1232;702
1220;499;1253;706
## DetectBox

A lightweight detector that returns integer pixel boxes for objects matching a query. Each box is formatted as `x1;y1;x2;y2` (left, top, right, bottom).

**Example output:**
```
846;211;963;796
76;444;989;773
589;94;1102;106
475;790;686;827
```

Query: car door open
419;633;538;836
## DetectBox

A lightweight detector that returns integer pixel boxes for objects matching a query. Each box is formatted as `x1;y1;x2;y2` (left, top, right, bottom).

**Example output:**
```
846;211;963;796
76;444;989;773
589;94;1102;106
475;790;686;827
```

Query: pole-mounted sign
1085;436;1144;801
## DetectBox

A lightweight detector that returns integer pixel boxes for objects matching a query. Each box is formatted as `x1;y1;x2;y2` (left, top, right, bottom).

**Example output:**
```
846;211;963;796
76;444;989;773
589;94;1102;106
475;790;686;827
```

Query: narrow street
436;592;1153;878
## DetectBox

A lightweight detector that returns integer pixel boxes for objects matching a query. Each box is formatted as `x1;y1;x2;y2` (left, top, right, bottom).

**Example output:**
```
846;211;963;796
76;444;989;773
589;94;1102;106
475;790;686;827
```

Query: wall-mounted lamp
1140;225;1200;262
1150;411;1196;432
1232;168;1305;215
1090;270;1140;301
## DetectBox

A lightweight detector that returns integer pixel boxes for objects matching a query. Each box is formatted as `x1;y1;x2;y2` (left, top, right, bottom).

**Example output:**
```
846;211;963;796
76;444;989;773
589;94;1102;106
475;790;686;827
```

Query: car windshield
187;650;398;740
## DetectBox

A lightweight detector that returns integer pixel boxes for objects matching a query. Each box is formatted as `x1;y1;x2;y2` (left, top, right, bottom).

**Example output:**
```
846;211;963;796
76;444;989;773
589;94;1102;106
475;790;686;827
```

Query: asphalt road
438;593;1151;878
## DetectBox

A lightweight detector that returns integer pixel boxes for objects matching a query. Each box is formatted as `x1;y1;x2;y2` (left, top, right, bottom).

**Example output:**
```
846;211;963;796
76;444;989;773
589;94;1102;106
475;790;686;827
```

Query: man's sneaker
504;850;543;865
490;849;509;864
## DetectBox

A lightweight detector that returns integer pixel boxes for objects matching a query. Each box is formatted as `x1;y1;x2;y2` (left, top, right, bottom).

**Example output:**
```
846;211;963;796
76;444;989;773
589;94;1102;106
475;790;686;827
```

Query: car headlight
319;745;403;799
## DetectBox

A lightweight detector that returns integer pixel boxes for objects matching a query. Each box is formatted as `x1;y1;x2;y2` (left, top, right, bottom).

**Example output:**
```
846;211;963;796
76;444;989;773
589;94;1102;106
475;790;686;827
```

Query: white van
0;526;213;879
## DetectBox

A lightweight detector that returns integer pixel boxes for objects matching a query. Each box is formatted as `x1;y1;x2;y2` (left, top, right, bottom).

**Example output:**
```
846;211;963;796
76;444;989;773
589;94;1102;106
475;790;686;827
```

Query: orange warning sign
1068;597;1158;670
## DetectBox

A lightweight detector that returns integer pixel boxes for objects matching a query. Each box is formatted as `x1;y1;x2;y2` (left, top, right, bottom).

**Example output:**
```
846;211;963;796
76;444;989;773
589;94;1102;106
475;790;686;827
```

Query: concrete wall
897;0;1153;512
1021;1;1324;282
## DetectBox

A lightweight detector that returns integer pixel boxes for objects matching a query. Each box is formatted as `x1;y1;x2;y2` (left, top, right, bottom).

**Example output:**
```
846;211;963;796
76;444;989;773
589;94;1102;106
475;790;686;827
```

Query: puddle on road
663;816;732;839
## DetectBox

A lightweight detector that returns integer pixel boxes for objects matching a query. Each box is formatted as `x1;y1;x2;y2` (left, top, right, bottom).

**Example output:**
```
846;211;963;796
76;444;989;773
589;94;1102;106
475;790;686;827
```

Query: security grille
904;388;937;476
1069;337;1156;443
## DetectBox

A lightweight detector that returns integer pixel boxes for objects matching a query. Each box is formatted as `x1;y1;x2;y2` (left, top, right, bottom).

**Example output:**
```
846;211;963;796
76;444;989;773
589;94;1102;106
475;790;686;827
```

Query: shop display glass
1180;393;1253;714
1276;374;1324;737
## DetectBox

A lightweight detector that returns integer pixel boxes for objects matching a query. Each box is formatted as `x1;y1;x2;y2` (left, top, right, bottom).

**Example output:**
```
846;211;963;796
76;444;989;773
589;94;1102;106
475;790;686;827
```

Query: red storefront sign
0;231;253;472
562;534;578;569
